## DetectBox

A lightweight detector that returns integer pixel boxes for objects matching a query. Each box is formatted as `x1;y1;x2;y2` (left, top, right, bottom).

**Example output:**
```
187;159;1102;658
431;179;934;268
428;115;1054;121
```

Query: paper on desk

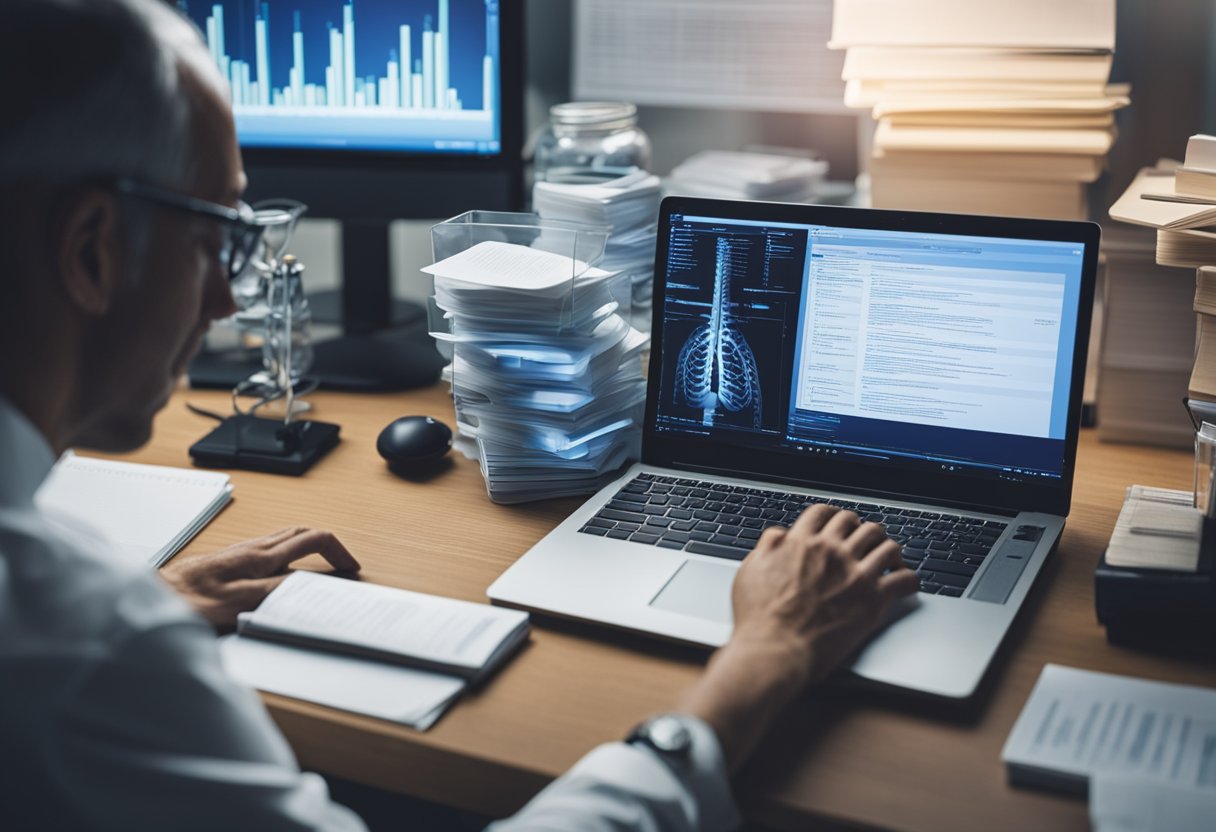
1091;772;1216;832
219;634;465;731
1002;664;1216;794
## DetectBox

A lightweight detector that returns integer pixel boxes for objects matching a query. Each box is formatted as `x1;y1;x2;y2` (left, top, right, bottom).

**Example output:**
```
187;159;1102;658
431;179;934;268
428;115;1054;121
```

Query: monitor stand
189;220;445;393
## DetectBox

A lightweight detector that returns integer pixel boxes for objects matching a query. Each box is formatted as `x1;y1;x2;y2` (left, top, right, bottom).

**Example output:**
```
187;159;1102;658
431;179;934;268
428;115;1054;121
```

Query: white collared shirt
0;395;739;831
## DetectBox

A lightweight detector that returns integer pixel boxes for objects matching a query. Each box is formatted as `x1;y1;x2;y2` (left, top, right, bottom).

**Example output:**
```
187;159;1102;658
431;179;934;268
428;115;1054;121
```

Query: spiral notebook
34;452;233;568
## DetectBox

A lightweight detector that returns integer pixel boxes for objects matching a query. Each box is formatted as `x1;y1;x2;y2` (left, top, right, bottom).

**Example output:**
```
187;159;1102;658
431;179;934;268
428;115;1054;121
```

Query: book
1111;165;1216;230
873;149;1105;182
871;91;1130;115
868;163;1088;219
234;570;531;684
220;572;532;730
829;0;1115;50
1095;228;1196;448
1156;228;1216;269
1002;664;1216;795
1194;265;1216;317
1189;314;1216;400
33;452;232;568
884;111;1114;131
1183;133;1216;173
841;46;1113;84
1174;166;1216;200
874;122;1116;155
851;77;1112;101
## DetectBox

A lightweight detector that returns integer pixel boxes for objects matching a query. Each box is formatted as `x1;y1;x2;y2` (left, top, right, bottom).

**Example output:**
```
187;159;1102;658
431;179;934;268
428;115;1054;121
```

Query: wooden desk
106;386;1216;831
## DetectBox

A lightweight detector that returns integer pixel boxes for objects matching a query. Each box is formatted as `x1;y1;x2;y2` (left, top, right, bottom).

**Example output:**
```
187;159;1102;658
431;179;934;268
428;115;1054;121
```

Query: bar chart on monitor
179;0;501;153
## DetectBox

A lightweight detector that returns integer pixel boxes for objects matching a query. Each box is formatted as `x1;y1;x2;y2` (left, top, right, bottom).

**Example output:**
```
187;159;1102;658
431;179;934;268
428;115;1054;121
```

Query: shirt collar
0;395;57;505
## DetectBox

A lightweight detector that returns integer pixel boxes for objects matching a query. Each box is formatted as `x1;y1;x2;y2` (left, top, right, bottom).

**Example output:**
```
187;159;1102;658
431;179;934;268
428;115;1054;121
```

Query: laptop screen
647;201;1096;513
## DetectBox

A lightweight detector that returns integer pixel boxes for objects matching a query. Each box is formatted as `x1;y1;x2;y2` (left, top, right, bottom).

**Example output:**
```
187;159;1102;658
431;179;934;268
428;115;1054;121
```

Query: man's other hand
160;527;360;631
678;504;918;772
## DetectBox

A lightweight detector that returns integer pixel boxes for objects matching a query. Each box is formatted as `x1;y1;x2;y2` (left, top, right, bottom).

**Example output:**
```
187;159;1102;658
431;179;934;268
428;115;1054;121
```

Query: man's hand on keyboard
678;504;918;772
734;503;919;684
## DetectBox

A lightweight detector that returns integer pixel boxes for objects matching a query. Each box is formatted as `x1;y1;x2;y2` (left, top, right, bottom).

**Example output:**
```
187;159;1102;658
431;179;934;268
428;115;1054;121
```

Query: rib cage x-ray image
675;238;763;428
655;219;798;438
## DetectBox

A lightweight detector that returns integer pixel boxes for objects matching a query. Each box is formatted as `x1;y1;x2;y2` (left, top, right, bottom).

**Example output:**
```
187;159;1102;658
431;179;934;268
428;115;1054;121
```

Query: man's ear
54;188;124;317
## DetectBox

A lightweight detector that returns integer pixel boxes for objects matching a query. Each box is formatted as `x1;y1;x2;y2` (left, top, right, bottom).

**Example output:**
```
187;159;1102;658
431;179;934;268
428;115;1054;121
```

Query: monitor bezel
643;196;1099;518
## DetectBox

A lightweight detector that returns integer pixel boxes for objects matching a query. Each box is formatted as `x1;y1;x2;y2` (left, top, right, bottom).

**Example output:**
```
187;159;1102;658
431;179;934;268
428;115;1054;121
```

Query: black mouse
376;416;453;467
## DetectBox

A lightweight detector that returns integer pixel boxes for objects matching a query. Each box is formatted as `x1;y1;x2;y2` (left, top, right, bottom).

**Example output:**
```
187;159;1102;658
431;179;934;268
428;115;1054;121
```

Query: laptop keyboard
577;473;1008;598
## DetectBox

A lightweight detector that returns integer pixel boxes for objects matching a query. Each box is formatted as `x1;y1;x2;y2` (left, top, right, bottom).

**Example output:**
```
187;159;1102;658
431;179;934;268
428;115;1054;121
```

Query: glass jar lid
549;101;638;130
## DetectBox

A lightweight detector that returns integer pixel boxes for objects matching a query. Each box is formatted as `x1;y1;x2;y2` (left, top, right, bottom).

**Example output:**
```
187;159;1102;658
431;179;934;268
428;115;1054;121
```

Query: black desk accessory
190;413;339;476
376;416;453;477
1096;518;1216;649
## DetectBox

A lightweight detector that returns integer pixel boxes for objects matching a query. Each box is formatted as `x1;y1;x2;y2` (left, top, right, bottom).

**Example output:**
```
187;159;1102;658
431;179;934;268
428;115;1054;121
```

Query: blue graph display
179;1;501;154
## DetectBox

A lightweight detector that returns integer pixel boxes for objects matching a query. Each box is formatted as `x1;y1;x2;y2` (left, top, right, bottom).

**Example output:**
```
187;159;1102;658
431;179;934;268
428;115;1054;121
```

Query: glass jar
531;101;652;183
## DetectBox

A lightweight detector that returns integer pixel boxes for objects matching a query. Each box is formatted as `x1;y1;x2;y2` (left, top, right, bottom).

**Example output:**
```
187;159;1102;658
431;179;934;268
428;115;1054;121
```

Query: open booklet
220;571;530;730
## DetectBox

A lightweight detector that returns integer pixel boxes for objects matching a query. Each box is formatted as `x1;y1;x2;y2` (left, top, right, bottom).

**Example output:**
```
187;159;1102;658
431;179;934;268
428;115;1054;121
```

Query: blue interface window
785;226;1084;477
180;0;501;154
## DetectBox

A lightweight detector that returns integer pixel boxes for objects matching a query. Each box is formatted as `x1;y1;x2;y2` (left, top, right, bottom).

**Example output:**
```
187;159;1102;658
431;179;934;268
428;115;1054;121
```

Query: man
0;1;918;829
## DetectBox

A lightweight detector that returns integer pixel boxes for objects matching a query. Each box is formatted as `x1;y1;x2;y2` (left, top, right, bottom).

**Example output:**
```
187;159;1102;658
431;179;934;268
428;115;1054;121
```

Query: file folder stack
533;169;662;332
424;240;647;503
830;0;1127;220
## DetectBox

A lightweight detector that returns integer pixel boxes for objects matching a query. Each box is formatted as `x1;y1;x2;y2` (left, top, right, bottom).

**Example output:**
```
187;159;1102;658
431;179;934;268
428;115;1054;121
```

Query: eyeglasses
114;178;264;282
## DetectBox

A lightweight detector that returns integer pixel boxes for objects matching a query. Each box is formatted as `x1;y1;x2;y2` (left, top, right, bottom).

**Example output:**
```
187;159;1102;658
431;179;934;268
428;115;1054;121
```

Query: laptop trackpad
649;559;735;624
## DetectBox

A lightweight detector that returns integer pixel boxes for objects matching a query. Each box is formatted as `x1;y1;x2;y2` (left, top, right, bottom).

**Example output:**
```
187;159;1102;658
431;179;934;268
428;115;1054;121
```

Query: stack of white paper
667;150;828;203
425;241;647;503
830;0;1127;220
534;169;662;330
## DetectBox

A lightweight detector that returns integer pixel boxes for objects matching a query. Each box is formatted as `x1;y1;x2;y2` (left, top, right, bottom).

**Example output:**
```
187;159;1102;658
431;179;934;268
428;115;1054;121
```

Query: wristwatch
625;714;695;763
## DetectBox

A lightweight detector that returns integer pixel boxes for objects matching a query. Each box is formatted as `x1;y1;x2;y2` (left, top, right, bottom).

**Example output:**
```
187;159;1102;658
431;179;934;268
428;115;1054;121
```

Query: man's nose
203;266;238;322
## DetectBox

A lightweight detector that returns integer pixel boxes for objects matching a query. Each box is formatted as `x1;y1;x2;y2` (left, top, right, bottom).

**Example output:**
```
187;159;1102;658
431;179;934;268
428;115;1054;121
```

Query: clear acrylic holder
427;211;617;359
426;211;645;503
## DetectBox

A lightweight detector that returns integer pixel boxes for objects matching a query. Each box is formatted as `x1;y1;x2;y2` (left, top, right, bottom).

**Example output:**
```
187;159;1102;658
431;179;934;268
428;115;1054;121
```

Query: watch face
646;715;693;754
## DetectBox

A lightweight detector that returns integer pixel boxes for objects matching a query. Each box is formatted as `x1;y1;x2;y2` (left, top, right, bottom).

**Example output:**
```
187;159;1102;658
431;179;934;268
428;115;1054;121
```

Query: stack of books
830;0;1128;219
1094;226;1196;448
1109;135;1216;443
424;240;647;503
1187;266;1216;409
1111;136;1216;269
533;169;662;332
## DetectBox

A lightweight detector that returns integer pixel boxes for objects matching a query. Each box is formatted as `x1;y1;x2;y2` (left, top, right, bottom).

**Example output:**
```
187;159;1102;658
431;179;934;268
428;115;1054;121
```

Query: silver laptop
489;197;1098;700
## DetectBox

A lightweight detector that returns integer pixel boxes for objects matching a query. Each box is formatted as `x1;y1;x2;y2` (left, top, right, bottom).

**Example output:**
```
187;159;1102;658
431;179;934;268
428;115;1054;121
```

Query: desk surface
104;385;1216;832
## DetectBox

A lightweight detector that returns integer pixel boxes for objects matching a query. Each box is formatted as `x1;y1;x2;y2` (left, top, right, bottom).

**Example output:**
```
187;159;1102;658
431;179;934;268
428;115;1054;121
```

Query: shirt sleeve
48;612;367;832
486;716;741;832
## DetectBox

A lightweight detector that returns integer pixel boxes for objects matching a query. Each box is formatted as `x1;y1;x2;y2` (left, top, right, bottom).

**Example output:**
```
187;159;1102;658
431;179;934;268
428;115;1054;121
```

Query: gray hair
0;0;222;190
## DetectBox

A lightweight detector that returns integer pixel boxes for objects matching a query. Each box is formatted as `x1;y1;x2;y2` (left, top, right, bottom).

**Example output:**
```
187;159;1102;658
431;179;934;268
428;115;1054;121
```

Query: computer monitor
179;0;523;390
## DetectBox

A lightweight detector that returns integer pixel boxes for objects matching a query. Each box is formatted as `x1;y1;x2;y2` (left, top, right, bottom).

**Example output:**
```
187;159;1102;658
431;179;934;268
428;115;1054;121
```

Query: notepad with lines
34;452;232;568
